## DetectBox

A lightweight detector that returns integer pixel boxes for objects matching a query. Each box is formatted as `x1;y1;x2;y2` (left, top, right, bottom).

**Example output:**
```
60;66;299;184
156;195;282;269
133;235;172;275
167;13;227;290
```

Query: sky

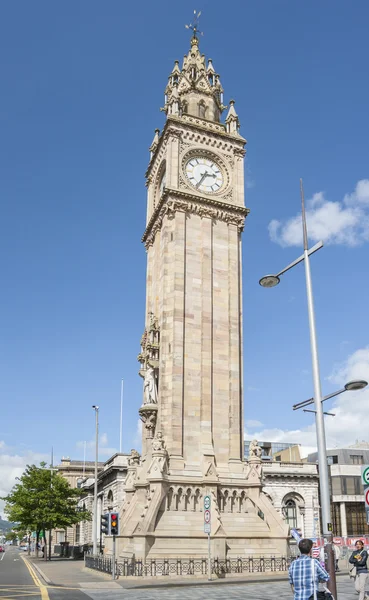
1;1;369;512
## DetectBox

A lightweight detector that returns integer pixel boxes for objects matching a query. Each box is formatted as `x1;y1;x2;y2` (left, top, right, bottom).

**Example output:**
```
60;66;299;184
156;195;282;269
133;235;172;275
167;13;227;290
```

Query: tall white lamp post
92;405;99;555
259;179;334;596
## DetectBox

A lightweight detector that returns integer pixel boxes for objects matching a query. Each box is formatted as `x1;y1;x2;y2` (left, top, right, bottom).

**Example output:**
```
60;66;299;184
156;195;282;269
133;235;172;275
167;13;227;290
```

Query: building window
75;524;80;544
350;455;364;465
107;490;114;507
332;503;342;536
331;477;342;495
56;531;65;543
346;503;369;535
341;476;363;495
283;499;297;529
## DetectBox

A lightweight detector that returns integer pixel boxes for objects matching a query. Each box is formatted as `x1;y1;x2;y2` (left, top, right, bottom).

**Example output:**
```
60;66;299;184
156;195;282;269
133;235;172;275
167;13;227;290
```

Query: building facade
262;459;320;541
307;445;369;537
77;453;129;548
54;457;104;545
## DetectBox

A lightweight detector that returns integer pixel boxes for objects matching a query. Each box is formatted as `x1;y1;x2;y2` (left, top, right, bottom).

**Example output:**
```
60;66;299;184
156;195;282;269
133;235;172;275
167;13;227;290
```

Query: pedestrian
289;538;329;600
319;542;341;572
333;543;341;572
349;540;368;600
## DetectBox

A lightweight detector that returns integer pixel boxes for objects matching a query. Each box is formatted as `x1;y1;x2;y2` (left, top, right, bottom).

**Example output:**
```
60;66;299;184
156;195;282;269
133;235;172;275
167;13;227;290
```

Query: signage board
291;528;301;542
204;495;211;534
365;487;369;508
361;465;369;486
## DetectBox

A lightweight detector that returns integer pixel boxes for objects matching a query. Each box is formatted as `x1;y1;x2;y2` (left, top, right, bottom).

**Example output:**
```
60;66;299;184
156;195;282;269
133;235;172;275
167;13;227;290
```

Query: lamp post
92;405;99;555
259;179;335;596
293;380;368;411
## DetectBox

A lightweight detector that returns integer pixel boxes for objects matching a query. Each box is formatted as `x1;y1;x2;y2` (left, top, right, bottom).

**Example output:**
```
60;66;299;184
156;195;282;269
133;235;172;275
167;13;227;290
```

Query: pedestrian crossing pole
112;535;116;580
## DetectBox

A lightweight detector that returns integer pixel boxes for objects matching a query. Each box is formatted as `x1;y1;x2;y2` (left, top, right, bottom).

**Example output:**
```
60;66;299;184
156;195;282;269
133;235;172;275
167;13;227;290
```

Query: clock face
185;156;224;194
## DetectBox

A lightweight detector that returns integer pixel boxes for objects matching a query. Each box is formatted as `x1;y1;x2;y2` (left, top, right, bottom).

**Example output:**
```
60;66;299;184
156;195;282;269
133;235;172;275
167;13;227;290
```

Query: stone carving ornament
249;439;262;459
143;365;158;405
152;431;165;452
128;449;140;466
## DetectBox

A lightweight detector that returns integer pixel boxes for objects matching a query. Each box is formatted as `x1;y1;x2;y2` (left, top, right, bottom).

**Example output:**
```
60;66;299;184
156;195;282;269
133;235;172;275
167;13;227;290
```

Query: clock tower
118;30;288;560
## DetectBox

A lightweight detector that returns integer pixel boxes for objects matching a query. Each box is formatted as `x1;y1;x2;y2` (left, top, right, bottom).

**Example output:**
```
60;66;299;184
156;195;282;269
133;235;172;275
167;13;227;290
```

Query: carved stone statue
249;439;262;459
152;431;165;452
128;448;140;466
143;365;158;404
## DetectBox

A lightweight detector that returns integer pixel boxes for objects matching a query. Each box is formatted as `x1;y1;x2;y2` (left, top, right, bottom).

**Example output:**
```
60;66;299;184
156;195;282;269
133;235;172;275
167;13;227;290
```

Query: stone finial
225;100;240;133
171;60;181;75
149;129;160;158
207;58;215;73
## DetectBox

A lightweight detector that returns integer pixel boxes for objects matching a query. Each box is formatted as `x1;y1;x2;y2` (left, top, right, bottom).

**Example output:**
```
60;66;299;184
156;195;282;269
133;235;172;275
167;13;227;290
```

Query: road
0;546;86;600
0;546;361;599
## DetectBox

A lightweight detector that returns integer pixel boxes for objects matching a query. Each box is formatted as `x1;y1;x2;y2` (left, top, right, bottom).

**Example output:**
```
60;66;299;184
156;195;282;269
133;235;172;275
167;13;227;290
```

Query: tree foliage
1;462;91;536
5;530;20;542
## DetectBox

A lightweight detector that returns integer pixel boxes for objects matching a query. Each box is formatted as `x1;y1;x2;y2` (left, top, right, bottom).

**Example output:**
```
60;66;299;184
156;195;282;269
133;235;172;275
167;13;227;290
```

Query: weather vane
185;10;203;39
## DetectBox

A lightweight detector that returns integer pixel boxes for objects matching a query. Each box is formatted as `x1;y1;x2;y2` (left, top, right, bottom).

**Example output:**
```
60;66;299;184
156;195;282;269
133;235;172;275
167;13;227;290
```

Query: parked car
0;545;5;552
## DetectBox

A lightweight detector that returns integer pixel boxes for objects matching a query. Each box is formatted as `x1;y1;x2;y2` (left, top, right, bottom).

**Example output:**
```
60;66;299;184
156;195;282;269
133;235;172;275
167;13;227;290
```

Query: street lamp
92;405;99;555
293;380;368;411
260;179;337;596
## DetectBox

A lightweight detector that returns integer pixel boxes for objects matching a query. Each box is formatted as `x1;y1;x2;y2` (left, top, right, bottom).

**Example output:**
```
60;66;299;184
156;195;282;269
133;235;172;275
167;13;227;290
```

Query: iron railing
85;554;294;577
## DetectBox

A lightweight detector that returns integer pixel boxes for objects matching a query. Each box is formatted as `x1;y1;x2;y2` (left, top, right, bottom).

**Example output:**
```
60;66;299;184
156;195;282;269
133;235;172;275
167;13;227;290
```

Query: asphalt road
0;546;87;600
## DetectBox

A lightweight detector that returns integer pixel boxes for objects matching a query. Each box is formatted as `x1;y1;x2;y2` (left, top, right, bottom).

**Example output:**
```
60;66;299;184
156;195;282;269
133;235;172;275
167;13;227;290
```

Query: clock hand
196;170;209;189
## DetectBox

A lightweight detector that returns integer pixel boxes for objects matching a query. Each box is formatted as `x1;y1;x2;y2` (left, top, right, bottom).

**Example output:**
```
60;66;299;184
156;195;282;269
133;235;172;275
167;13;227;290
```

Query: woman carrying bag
349;540;369;600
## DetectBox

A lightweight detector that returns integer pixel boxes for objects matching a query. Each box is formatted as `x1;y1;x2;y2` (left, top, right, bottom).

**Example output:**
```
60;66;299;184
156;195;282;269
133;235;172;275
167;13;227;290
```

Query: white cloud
245;419;264;428
246;346;369;458
76;433;117;458
0;449;49;516
269;179;369;247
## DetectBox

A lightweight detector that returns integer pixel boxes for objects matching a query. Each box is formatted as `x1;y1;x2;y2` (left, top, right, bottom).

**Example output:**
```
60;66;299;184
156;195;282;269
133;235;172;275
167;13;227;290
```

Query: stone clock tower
118;32;288;560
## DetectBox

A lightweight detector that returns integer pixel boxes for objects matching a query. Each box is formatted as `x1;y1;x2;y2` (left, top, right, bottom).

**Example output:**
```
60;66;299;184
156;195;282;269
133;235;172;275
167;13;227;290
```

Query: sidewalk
24;556;350;591
26;557;113;587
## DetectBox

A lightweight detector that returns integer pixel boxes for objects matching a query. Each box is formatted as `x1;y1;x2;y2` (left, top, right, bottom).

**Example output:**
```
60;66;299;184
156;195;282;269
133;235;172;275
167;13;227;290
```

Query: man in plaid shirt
289;538;329;600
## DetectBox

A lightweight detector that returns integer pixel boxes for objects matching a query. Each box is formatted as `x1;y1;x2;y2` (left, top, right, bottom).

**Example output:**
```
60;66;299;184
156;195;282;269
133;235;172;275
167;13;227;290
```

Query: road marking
0;553;5;561
21;557;49;600
0;593;40;598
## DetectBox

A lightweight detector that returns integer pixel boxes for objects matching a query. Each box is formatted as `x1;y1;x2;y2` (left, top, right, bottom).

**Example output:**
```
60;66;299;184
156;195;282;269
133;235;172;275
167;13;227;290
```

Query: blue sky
1;1;369;504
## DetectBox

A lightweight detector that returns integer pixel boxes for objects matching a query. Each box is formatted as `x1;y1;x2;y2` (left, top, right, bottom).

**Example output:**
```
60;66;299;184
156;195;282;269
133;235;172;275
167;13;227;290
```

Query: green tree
5;530;19;543
2;462;91;558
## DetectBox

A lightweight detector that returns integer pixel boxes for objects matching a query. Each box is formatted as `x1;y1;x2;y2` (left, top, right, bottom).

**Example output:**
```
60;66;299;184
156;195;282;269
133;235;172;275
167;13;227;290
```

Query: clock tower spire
163;34;225;123
116;24;288;562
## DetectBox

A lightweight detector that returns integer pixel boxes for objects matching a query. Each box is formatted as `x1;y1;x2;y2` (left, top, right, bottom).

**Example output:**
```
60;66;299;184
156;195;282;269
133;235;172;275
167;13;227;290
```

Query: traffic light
101;513;109;535
110;512;119;536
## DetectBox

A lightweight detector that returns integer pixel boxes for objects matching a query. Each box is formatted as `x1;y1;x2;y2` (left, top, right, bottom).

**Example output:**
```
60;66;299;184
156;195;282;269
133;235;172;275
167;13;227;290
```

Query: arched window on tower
208;74;214;86
198;101;206;119
283;498;298;529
